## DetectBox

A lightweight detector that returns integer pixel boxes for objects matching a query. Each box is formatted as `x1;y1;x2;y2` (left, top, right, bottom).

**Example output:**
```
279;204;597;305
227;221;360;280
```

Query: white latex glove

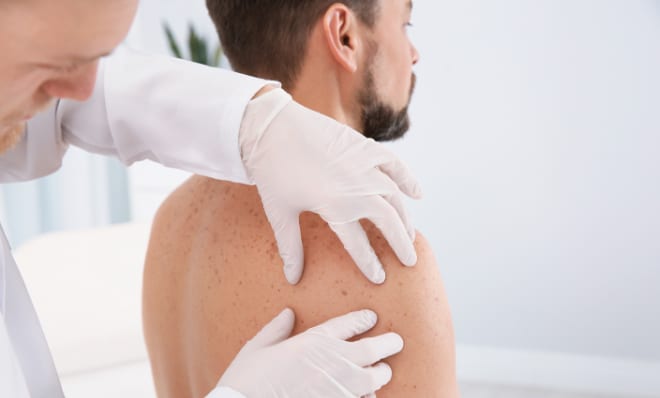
215;308;403;397
240;88;422;284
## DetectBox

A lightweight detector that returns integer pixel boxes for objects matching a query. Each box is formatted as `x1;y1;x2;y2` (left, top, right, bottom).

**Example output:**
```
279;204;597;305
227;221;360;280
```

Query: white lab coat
0;46;273;398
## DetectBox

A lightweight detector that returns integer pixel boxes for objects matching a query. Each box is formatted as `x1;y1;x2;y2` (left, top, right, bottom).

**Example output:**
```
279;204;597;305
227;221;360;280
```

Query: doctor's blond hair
206;0;379;90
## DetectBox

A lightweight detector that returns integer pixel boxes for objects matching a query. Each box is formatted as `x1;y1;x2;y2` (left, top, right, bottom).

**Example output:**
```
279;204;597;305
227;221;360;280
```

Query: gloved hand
240;88;422;285
214;308;403;397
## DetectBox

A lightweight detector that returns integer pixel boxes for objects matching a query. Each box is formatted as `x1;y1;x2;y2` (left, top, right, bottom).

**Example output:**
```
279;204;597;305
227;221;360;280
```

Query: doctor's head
0;0;138;154
207;0;419;142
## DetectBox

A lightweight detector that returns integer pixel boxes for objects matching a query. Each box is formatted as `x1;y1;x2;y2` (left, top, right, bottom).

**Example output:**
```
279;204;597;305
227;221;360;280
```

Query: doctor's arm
0;46;421;285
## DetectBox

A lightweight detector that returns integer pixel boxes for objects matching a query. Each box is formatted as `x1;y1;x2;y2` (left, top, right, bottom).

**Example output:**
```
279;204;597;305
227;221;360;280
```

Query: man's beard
0;122;26;154
358;65;416;142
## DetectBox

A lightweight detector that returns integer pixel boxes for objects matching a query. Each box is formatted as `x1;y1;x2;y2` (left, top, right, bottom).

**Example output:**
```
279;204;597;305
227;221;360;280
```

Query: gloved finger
366;197;417;267
243;308;295;352
338;167;400;198
267;213;305;284
385;192;416;242
361;140;422;199
351;362;393;397
378;157;423;199
328;221;386;284
309;309;378;340
346;332;404;367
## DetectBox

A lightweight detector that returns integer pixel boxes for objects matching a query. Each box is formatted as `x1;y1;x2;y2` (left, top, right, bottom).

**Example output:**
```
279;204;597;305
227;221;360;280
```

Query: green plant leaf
163;20;224;67
163;22;183;59
188;24;209;65
212;45;223;67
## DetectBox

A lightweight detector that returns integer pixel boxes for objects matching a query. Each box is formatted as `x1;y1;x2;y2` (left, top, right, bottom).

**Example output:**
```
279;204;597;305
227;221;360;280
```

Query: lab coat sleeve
0;46;276;183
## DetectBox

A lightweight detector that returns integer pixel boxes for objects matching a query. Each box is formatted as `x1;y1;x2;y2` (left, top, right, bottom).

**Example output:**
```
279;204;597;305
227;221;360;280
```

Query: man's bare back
143;176;457;397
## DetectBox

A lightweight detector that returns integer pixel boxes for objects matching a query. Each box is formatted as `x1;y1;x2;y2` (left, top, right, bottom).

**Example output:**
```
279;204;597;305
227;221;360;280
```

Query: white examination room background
1;0;659;397
0;153;130;248
404;1;660;396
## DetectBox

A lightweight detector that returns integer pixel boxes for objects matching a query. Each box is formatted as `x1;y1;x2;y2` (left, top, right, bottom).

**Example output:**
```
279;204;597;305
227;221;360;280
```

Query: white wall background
397;0;660;395
404;0;660;360
0;150;130;248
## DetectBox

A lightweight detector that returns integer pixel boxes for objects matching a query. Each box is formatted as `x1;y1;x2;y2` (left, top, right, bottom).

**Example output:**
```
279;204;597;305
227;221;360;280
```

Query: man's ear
322;4;361;73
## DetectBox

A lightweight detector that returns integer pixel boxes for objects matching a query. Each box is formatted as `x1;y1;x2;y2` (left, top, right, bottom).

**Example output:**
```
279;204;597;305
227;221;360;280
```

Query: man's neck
290;68;362;134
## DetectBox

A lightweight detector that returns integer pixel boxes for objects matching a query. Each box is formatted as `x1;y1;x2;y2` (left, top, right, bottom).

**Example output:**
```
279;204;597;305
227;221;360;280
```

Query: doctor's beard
0;98;54;154
0;122;25;154
359;71;416;143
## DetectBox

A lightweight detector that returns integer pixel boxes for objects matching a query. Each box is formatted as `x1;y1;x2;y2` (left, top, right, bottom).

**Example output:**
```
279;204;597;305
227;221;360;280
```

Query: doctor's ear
323;4;361;73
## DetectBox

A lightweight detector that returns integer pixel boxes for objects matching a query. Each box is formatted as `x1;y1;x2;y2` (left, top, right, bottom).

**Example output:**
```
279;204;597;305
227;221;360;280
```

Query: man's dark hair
206;0;379;90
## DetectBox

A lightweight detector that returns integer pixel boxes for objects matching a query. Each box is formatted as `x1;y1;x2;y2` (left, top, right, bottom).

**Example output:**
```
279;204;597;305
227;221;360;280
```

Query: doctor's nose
411;43;420;65
40;61;99;101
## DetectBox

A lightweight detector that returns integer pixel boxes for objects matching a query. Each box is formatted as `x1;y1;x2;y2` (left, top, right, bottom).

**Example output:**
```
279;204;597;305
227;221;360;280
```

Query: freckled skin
143;176;459;397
